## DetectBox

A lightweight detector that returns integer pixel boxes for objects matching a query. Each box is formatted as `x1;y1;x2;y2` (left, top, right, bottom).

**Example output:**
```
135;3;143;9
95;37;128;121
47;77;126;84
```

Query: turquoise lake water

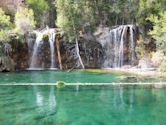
0;86;166;125
0;70;163;83
0;70;127;83
0;70;165;125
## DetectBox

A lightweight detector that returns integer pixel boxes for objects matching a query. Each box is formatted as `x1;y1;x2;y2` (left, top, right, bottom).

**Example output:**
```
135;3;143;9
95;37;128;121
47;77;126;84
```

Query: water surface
0;70;163;83
0;86;166;125
0;70;125;83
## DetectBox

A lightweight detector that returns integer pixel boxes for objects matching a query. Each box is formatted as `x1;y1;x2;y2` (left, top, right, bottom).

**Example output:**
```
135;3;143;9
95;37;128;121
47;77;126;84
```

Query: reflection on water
48;86;56;114
33;86;56;116
32;71;57;115
34;87;43;107
129;87;134;112
0;86;166;125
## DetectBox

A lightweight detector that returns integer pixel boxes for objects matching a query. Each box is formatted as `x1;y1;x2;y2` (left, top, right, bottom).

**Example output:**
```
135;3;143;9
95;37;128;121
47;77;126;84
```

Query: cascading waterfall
29;28;56;69
130;26;136;65
30;31;43;69
49;29;56;68
101;25;136;68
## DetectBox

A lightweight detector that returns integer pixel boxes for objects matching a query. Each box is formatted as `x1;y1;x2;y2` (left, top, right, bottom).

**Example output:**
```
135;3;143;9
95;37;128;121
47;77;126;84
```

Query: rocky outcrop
9;35;29;70
60;36;103;69
0;26;159;71
7;30;103;70
0;56;15;72
152;51;166;67
138;57;154;69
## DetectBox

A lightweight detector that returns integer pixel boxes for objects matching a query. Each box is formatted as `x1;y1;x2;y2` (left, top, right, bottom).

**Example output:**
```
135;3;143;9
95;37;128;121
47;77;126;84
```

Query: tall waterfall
99;25;136;68
29;28;56;69
49;29;56;68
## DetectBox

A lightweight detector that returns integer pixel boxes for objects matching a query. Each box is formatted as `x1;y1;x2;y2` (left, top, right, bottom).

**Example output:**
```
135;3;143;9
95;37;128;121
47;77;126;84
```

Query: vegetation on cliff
15;7;36;34
0;0;165;70
0;8;12;41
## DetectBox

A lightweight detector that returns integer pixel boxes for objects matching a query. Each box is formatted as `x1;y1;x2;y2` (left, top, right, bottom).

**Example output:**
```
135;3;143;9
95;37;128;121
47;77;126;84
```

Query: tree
148;11;166;52
26;0;56;28
56;0;91;68
137;0;166;25
15;7;36;35
0;8;12;41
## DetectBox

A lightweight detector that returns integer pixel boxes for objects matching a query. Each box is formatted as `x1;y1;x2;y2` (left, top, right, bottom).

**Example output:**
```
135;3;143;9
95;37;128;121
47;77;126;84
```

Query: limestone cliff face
0;56;15;72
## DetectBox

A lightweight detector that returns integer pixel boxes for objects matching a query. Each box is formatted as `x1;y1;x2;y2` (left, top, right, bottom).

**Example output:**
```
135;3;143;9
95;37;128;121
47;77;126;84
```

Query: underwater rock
153;84;164;89
117;76;138;83
56;81;66;88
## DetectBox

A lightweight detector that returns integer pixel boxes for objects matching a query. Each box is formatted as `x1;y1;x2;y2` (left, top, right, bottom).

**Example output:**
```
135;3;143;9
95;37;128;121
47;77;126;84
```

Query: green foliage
136;0;166;52
15;7;36;35
0;8;12;41
160;62;166;72
27;0;48;10
147;11;166;51
137;0;166;24
43;34;49;42
135;36;147;58
26;0;49;27
56;0;140;37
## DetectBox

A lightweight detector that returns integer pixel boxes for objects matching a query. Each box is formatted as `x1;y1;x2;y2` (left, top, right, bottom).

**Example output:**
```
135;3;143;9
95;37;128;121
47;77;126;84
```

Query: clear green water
0;70;127;83
0;70;162;83
0;86;166;125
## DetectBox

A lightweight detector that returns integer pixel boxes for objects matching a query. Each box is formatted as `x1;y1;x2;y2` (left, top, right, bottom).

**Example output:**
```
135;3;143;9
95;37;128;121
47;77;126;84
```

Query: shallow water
0;70;162;83
0;86;166;125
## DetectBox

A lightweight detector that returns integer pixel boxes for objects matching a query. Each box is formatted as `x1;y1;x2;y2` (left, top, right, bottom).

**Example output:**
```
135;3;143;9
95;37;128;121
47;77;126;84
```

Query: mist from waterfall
101;25;136;68
29;28;56;69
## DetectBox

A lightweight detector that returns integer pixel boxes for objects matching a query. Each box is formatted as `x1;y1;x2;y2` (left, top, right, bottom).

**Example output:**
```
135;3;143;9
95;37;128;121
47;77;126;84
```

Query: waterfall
130;25;136;65
100;25;136;68
49;29;56;68
30;31;43;68
29;28;56;69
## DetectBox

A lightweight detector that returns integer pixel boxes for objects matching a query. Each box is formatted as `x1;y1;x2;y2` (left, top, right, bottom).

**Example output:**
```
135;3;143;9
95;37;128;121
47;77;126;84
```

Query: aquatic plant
56;81;66;88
